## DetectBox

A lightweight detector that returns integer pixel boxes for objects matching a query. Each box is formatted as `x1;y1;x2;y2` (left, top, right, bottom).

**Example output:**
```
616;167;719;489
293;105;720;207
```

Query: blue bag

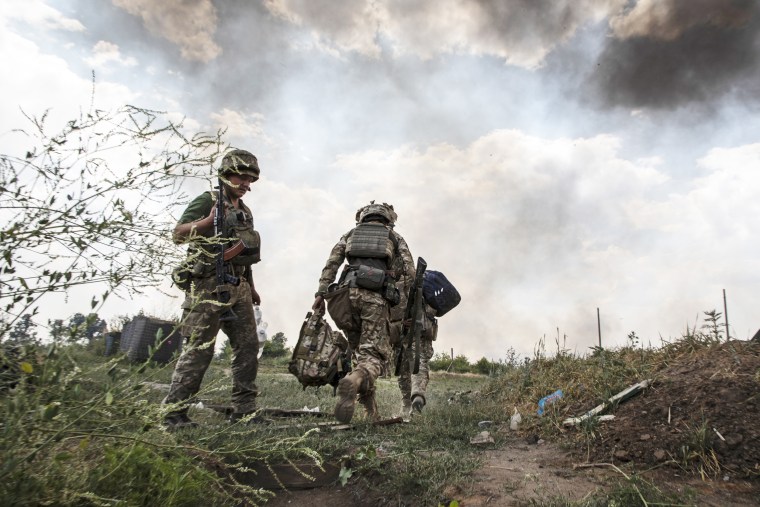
422;270;461;317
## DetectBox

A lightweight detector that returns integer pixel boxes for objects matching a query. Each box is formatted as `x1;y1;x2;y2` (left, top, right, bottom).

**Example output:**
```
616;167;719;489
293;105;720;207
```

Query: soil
263;340;760;506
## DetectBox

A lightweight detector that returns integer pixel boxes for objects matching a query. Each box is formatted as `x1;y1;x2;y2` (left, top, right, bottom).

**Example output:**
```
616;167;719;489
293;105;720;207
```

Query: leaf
79;437;90;450
338;465;353;486
20;362;33;374
105;391;113;405
42;403;60;421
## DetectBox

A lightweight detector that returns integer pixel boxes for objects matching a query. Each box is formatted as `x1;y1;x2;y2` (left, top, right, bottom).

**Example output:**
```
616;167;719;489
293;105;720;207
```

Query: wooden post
723;289;730;341
597;308;602;349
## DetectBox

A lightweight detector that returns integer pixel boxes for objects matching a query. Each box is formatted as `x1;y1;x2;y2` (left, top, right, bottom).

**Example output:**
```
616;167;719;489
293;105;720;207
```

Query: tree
0;102;228;338
7;314;38;344
48;319;66;342
66;312;107;344
474;357;492;375
261;331;289;358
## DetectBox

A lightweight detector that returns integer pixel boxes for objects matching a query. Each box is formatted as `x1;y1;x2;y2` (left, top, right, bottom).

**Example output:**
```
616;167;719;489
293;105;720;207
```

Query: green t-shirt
178;192;214;225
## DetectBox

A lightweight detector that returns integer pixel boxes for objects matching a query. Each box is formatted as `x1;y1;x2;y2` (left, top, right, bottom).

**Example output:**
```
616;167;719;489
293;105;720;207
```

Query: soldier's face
226;174;257;197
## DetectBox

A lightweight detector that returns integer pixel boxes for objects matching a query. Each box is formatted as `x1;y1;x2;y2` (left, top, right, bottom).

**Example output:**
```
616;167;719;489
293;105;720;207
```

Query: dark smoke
587;0;760;111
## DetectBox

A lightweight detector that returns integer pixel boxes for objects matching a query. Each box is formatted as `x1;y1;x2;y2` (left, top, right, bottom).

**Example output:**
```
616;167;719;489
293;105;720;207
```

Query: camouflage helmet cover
220;149;260;180
356;201;397;225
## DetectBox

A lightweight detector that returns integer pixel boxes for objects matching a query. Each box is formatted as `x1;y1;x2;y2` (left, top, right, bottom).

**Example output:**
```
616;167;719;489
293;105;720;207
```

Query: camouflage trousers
393;320;435;403
343;287;392;386
163;276;259;415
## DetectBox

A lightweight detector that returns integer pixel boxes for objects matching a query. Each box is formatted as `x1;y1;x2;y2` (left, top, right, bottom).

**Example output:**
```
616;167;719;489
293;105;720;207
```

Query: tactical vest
345;223;394;269
221;196;261;266
181;192;259;279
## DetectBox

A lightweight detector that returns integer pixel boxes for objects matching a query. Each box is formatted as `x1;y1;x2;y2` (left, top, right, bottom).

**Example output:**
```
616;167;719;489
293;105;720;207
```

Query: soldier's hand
312;296;325;312
251;287;261;306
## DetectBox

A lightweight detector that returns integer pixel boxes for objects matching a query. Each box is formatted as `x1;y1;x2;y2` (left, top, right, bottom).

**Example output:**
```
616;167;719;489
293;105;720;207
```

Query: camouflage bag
324;284;360;332
288;310;351;391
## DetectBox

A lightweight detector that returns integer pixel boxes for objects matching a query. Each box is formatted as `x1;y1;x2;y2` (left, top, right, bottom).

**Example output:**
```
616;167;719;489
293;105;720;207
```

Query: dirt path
455;441;613;505
261;441;616;506
263;438;759;506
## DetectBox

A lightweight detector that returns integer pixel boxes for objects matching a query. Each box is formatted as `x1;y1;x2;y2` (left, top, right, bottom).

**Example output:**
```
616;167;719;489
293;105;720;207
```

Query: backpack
288;311;351;391
422;270;461;317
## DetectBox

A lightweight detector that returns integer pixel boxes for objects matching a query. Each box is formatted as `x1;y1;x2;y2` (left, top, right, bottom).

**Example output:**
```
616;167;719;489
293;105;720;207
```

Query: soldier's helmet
220;149;260;180
356;201;397;225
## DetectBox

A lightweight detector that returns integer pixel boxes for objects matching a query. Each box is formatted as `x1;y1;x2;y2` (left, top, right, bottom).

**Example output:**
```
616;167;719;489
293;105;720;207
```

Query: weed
677;420;721;479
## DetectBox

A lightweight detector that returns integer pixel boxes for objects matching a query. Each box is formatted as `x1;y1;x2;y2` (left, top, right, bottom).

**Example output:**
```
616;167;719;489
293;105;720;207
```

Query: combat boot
359;390;379;422
411;394;426;413
334;370;365;423
163;411;199;430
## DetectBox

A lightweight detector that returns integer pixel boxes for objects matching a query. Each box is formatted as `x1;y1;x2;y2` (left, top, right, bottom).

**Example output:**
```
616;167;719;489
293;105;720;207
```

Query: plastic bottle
254;305;268;358
510;407;522;431
537;389;563;416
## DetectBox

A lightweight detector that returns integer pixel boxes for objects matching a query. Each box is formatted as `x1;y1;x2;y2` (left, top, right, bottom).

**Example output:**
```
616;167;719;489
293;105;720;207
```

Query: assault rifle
214;178;240;322
394;256;427;376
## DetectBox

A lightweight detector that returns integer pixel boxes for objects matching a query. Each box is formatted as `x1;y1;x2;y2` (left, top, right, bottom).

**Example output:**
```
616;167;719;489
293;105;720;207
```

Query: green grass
1;318;730;506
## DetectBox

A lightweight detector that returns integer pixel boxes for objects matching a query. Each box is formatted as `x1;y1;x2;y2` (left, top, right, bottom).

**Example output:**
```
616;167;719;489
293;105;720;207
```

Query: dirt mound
578;340;760;479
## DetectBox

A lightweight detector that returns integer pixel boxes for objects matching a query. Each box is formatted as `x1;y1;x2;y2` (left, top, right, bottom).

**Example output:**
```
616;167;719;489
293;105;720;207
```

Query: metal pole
723;289;730;341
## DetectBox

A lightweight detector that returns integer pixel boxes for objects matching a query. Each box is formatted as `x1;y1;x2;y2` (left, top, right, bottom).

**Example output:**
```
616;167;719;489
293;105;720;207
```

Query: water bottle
537;389;563;416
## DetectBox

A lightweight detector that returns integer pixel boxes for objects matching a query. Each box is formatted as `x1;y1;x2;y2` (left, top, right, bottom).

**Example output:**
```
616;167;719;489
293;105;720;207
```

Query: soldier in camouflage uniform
313;202;415;423
390;256;438;418
163;149;263;429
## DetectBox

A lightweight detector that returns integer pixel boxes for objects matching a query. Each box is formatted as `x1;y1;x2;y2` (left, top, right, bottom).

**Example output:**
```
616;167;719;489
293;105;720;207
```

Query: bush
261;332;290;358
429;352;452;371
429;353;471;373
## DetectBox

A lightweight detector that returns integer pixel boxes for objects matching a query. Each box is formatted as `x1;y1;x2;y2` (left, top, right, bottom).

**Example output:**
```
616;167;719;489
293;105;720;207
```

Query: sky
1;0;758;361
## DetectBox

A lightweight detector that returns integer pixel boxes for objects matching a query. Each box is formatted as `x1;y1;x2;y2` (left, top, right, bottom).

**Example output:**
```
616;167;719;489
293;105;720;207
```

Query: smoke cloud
113;0;221;62
588;0;760;110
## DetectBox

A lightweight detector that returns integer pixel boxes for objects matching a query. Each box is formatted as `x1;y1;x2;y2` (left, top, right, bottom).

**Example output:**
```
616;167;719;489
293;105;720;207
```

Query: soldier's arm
395;234;416;281
172;192;215;244
316;232;349;295
312;233;349;312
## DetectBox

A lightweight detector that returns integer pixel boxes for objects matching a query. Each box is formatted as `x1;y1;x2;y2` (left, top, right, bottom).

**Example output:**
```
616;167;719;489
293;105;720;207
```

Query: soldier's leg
163;306;220;420
410;338;434;412
335;290;389;423
221;281;259;416
397;348;413;417
391;320;412;416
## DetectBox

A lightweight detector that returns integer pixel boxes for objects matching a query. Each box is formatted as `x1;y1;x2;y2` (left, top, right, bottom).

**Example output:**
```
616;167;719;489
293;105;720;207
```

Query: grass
0;314;742;506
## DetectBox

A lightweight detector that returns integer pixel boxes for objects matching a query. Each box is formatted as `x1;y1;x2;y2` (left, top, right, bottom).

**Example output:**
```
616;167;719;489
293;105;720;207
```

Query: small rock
640;433;651;441
725;434;743;449
614;450;629;460
478;420;493;429
537;439;545;446
470;431;494;445
653;449;667;461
